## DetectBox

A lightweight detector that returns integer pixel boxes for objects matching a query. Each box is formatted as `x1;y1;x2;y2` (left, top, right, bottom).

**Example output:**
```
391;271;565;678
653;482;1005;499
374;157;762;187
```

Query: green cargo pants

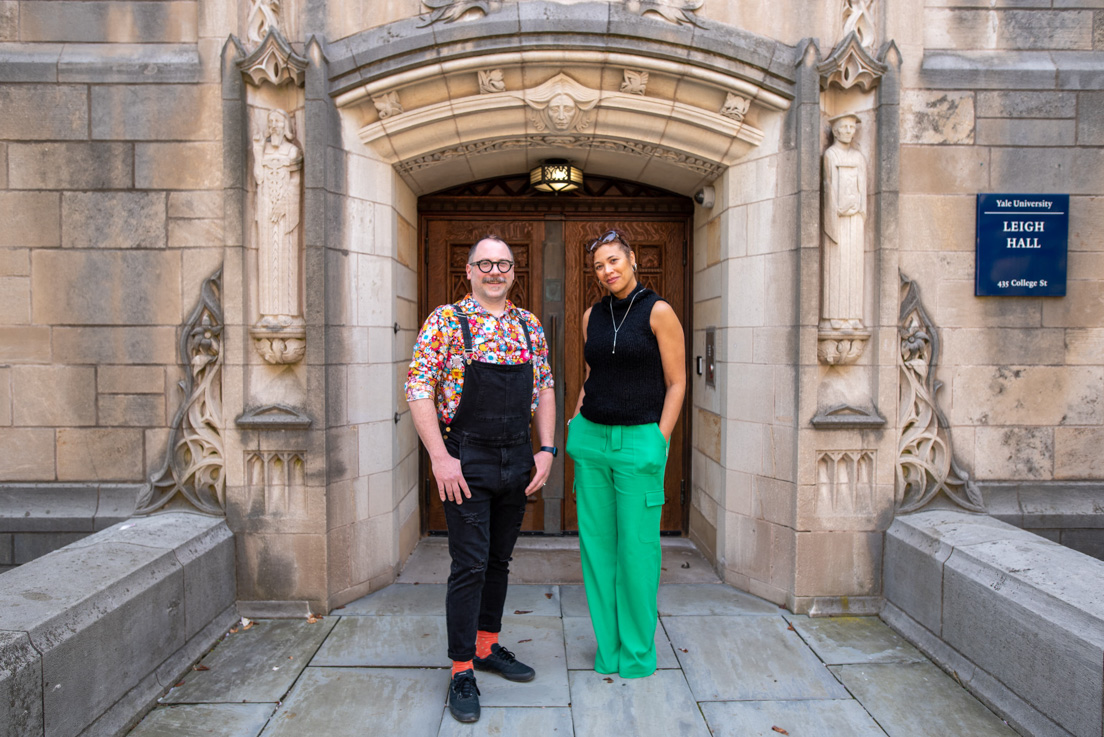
566;414;668;678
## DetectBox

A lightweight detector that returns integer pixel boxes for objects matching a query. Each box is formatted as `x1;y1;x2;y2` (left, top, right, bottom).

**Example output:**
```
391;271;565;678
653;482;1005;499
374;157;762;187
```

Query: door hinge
423;230;429;265
680;479;685;505
682;239;688;267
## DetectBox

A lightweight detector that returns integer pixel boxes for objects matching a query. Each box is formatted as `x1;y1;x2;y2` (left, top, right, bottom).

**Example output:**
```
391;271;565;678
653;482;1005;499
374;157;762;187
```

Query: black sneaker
448;669;480;723
474;644;536;682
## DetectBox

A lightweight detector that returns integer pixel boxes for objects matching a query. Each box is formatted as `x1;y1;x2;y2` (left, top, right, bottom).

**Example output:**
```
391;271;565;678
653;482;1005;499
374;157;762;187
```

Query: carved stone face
267;111;286;141
548;93;577;131
832;117;857;144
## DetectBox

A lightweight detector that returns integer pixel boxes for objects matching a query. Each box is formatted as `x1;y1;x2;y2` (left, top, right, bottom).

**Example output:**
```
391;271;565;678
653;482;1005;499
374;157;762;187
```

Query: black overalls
441;311;536;662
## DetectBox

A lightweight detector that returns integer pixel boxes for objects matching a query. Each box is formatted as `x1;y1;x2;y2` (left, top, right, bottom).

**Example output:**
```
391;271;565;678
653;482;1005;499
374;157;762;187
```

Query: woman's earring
632;264;637;272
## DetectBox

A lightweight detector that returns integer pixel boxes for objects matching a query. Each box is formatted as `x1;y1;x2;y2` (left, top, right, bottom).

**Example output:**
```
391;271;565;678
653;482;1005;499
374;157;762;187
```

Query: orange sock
452;659;473;676
475;630;498;659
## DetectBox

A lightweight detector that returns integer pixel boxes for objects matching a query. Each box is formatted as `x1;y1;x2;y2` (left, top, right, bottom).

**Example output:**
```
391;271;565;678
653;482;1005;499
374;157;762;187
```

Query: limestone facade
1;0;1102;615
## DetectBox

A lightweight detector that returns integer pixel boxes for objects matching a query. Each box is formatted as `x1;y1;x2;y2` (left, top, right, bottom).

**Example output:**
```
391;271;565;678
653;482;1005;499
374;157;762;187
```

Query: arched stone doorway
416;174;695;535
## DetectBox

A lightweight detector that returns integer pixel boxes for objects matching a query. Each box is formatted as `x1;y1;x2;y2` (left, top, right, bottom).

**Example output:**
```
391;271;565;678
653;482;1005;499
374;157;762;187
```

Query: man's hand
524;450;554;497
432;452;472;505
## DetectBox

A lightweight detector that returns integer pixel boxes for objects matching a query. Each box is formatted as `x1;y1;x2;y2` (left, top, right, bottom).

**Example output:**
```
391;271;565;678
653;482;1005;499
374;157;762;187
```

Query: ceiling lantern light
530;159;583;194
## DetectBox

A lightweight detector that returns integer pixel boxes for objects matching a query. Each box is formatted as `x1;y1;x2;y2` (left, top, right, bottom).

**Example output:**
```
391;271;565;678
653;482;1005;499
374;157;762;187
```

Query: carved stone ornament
720;92;751;122
419;0;499;26
818;112;868;365
251;108;305;364
816;450;875;516
136;267;226;516
479;69;505;94
626;0;704;26
373;90;404;120
896;274;985;514
395;135;725;178
621;69;649;96
840;0;877;51
235;27;308;87
521;73;600;134
246;0;281;45
818;31;888;91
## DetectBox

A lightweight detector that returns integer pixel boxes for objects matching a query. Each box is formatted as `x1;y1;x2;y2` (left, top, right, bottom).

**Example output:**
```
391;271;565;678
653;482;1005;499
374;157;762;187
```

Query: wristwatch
539;446;558;457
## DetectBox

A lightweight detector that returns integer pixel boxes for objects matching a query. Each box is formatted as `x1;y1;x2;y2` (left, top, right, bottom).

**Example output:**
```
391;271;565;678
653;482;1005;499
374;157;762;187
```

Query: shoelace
453;674;480;698
494;646;518;663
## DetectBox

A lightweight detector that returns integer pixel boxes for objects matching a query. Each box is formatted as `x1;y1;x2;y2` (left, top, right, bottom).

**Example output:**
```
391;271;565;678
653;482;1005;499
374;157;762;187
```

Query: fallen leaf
545;593;553;599
787;624;795;631
240;617;254;631
229;627;239;634
603;677;613;683
518;639;532;643
513;610;532;615
193;664;210;672
661;567;668;571
772;727;789;735
307;614;321;624
680;562;690;569
680;648;688;653
333;605;346;610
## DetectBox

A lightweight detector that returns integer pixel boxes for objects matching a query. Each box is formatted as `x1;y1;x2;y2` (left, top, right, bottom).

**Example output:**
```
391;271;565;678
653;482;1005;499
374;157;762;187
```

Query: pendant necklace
609;285;643;354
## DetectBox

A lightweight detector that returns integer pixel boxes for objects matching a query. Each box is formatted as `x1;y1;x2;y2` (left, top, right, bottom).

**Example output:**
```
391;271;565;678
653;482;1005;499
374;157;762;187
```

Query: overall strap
519;319;532;360
455;309;474;365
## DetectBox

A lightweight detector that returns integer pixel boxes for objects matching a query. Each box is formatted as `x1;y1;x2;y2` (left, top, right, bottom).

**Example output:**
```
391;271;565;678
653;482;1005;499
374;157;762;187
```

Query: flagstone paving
127;539;1022;737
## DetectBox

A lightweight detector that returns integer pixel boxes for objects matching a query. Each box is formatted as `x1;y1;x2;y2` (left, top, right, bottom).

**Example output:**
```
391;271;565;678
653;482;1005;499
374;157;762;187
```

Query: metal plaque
975;193;1068;296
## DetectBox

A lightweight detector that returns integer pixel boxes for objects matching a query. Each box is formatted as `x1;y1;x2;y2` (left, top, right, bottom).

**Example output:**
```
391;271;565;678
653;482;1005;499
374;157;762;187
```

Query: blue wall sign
976;194;1068;296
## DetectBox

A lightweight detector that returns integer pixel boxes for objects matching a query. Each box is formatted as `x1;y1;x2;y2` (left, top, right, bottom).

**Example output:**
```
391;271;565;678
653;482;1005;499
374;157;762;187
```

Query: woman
565;229;686;678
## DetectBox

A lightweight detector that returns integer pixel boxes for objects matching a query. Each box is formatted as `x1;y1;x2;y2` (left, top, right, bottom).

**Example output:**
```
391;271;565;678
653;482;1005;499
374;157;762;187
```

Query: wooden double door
419;204;690;534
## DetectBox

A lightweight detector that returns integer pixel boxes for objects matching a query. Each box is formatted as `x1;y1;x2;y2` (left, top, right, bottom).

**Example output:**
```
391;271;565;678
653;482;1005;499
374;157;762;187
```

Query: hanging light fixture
529;159;583;194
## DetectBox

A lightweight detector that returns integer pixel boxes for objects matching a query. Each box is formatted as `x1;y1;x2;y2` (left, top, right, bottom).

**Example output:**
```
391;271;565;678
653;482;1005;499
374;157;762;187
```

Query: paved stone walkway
127;539;1021;737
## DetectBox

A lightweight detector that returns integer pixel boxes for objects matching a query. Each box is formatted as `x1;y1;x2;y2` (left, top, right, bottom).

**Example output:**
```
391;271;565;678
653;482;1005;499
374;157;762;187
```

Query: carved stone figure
621;69;649;95
522;73;600;134
373;91;404;120
821;112;867;333
720;92;751;122
251;109;306;364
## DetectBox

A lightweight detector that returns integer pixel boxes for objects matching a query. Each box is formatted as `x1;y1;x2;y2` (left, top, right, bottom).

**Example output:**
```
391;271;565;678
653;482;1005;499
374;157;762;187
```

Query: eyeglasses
586;230;630;252
469;259;515;273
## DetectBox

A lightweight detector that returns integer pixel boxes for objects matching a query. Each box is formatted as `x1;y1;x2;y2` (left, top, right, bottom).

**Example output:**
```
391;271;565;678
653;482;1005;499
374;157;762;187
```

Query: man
405;235;556;723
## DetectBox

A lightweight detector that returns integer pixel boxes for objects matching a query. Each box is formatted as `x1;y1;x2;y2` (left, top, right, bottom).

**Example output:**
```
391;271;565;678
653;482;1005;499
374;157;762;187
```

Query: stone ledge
0;483;138;533
922;50;1104;90
883;510;1104;737
0;43;202;84
0;513;237;737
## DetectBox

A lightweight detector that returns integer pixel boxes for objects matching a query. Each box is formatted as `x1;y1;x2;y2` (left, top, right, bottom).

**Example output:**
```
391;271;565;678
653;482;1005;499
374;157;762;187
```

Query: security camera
694;186;715;209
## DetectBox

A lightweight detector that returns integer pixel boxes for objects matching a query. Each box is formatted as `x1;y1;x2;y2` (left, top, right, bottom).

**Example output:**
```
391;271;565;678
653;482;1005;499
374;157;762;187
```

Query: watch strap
539;446;558;457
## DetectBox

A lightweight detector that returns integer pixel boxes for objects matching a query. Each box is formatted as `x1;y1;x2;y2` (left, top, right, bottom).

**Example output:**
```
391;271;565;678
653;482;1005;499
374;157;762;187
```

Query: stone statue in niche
818;112;869;365
522;73;600;134
251;108;306;364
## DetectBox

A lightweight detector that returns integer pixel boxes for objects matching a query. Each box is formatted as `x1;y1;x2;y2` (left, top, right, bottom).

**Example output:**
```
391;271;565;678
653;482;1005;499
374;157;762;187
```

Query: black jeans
442;434;532;661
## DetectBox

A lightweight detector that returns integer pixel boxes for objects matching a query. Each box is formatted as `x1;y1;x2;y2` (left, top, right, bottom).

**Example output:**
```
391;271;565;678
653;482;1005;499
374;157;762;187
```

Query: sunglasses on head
586;230;630;252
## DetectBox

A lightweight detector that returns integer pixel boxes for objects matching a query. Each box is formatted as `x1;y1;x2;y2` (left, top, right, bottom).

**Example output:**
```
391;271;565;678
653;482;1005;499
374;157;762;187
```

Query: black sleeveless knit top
580;286;666;426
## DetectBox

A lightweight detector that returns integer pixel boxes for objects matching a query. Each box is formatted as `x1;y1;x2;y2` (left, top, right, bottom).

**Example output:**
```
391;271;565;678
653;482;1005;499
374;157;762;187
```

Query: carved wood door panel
564;219;687;533
421;219;546;532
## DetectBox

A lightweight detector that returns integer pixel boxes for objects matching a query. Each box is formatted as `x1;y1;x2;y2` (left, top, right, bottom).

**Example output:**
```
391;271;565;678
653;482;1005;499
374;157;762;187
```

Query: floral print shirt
405;294;554;425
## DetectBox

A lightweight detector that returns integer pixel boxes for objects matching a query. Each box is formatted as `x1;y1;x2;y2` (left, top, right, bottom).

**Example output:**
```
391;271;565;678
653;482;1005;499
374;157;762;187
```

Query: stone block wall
893;2;1104;487
0;1;220;496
